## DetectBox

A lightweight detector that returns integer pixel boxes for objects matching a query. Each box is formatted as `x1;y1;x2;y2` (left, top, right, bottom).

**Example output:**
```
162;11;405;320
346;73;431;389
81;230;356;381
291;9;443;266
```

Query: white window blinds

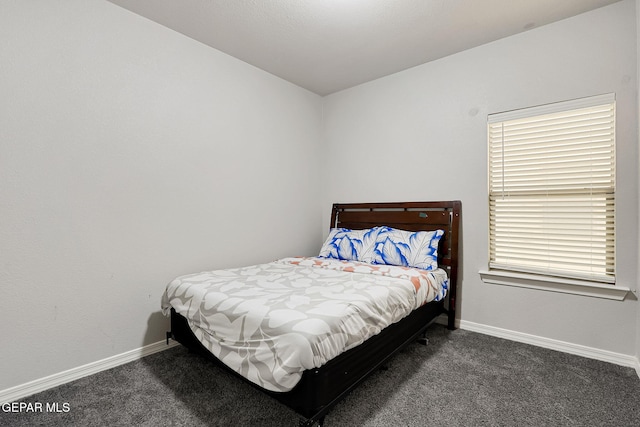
488;94;615;284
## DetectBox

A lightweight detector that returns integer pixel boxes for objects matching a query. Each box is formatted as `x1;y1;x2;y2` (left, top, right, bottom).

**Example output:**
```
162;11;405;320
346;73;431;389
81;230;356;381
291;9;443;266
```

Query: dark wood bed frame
168;201;461;426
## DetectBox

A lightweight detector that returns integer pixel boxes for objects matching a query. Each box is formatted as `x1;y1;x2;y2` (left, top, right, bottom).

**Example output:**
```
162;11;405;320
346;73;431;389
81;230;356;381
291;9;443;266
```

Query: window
487;94;615;285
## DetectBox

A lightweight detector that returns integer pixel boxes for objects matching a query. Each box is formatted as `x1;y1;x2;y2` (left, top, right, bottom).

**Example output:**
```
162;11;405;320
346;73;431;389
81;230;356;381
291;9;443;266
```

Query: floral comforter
161;257;448;392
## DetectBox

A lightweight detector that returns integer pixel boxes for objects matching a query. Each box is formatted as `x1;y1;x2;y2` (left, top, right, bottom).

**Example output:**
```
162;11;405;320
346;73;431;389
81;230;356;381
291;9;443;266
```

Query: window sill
479;269;632;301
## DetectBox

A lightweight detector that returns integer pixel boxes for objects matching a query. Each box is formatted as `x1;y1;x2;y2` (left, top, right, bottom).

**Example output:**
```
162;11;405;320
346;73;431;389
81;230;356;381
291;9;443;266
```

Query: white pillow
319;228;380;261
370;226;444;270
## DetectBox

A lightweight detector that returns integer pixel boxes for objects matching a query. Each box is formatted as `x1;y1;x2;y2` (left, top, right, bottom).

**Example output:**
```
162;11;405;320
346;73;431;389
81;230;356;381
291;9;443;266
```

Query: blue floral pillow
370;226;444;270
319;227;380;261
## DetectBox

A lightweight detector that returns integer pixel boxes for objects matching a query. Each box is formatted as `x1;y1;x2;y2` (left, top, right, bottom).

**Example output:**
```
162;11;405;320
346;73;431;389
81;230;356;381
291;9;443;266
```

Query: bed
163;201;461;426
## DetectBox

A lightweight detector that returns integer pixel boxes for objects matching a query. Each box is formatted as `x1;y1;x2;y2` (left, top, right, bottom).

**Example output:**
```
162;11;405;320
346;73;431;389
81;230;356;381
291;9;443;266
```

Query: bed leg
299;416;324;427
417;331;429;346
166;331;172;345
447;296;456;330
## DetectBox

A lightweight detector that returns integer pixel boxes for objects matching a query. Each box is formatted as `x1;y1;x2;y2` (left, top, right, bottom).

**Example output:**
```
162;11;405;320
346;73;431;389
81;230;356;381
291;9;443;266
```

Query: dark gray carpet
2;326;639;426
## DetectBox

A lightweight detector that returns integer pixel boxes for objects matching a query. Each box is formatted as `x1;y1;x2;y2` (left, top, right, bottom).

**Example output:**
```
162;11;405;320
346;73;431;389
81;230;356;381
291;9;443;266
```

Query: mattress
161;256;448;392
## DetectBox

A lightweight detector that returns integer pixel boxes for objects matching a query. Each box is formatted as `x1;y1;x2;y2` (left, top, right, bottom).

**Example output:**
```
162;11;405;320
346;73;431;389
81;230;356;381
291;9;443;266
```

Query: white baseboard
0;340;179;405
459;319;640;374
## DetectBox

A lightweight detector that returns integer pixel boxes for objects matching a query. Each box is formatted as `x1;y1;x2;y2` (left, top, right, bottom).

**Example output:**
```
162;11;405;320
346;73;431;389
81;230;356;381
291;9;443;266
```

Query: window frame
479;94;630;300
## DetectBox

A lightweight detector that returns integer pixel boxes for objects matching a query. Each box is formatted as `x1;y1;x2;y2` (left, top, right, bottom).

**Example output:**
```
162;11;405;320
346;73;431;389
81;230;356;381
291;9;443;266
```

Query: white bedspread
161;257;448;392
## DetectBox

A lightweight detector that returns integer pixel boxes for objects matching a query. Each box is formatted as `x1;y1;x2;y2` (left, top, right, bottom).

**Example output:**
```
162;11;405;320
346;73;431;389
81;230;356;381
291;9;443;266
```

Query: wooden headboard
330;201;461;329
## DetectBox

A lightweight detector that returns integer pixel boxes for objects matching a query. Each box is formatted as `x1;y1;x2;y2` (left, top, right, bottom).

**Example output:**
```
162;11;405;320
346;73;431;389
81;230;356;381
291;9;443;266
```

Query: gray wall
637;0;640;371
323;0;638;356
1;0;638;395
0;0;323;390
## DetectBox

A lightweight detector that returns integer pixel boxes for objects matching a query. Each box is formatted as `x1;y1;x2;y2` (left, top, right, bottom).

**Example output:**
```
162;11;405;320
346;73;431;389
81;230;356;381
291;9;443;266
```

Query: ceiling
108;0;622;96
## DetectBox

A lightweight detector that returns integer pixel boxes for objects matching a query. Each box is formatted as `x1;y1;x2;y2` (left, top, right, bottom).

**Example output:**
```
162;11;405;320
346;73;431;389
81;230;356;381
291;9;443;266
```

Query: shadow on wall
143;311;171;347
